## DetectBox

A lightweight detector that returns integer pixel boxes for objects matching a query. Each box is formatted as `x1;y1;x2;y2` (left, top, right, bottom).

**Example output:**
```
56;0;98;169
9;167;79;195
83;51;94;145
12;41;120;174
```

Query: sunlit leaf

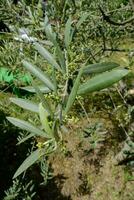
44;15;56;43
22;60;54;91
10;97;39;113
44;16;66;72
65;67;83;114
34;42;62;72
39;103;53;137
83;62;120;74
7;117;50;138
21;85;51;93
64;16;73;49
31;79;52;116
55;44;66;73
13;148;45;178
78;69;129;95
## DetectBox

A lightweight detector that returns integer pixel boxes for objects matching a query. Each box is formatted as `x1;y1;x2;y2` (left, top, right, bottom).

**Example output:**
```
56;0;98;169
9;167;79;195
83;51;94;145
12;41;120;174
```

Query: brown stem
99;6;134;26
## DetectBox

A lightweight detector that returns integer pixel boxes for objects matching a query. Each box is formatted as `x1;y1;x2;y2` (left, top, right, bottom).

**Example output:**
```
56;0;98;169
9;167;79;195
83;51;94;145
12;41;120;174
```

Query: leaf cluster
7;15;129;179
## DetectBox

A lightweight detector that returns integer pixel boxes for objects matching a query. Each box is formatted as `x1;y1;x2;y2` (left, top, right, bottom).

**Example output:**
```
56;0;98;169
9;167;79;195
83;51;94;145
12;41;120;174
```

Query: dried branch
99;6;134;26
103;48;129;52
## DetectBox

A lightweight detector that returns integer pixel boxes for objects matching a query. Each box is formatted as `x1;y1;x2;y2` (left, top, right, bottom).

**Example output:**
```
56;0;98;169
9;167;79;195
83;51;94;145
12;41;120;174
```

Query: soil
46;117;134;200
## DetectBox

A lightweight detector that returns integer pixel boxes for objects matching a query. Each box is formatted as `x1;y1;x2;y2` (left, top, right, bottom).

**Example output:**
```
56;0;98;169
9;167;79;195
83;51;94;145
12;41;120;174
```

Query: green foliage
0;0;132;191
40;157;53;186
7;14;129;179
0;67;31;86
0;68;14;84
3;179;35;200
83;122;107;149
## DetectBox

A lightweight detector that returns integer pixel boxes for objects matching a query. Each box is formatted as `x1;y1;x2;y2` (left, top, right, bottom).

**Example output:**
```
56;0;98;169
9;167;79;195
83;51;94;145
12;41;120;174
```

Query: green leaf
52;120;60;142
44;15;56;43
83;62;120;74
10;98;39;113
20;74;31;84
0;67;14;83
65;67;83;114
22;60;54;91
34;42;62;72
31;79;52;116
44;16;66;73
64;16;73;49
55;44;66;73
76;13;89;30
39;103;53;137
78;69;129;95
13;148;45;178
20;85;51;93
0;68;8;81
7;117;50;138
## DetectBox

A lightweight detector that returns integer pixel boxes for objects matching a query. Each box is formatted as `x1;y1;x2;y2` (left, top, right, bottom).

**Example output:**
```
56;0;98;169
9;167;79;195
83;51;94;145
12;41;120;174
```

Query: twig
107;5;131;14
115;86;128;106
77;98;90;123
99;6;134;26
108;90;129;138
0;83;15;94
103;48;129;52
108;91;116;109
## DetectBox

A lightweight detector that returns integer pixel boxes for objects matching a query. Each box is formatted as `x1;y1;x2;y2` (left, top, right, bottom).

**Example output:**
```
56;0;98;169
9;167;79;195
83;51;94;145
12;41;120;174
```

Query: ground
47;117;134;200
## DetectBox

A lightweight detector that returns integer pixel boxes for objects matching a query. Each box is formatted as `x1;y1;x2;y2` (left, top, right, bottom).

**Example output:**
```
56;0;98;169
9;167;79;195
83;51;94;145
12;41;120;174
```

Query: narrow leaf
65;67;83;114
21;85;51;93
31;79;52;116
83;62;120;74
78;69;129;95
44;15;56;43
64;17;73;49
76;13;89;30
10;98;39;113
34;42;62;72
44;15;66;72
7;117;50;138
39;103;53;137
22;60;54;91
13;148;45;178
55;44;66;73
52;120;60;142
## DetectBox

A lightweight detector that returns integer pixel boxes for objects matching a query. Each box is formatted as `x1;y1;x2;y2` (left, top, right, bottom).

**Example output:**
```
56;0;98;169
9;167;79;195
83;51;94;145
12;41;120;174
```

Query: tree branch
129;0;134;11
99;6;134;26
